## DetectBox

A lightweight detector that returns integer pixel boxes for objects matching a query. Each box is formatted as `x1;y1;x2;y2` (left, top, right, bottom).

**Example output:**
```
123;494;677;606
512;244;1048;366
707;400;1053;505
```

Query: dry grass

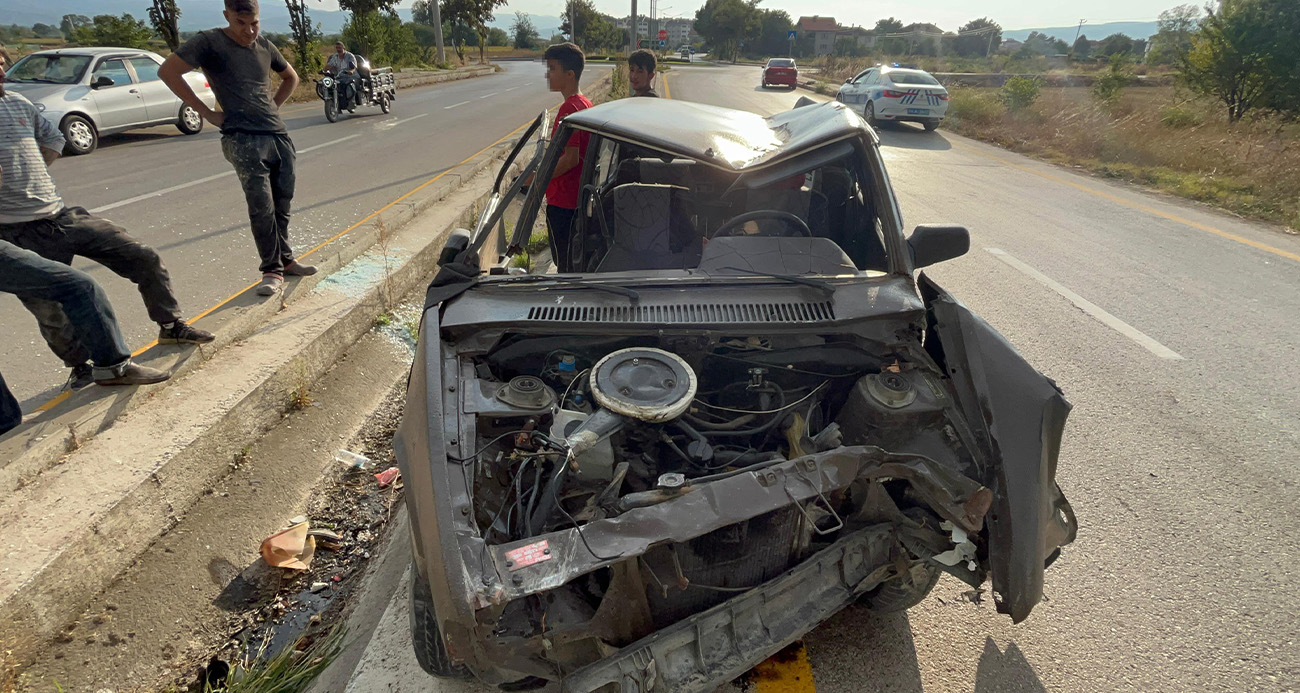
946;86;1300;232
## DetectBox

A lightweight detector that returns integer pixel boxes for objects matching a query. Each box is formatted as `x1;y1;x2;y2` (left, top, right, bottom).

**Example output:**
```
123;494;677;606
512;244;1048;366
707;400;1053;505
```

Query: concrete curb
0;146;522;672
393;65;496;89
0;138;508;498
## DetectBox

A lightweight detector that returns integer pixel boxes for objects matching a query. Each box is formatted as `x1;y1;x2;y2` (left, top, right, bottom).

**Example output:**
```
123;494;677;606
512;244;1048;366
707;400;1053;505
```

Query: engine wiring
691;380;829;415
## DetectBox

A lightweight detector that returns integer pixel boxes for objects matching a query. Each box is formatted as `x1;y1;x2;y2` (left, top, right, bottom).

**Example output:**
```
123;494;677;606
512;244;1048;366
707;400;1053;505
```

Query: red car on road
761;58;798;89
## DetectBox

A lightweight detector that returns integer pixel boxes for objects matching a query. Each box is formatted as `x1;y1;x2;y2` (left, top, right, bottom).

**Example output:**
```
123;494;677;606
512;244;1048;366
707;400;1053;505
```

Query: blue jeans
0;240;132;377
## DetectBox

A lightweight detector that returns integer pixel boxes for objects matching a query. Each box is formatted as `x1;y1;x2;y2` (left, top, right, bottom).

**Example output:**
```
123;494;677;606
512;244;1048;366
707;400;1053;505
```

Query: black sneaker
66;363;94;390
159;319;215;344
95;361;171;386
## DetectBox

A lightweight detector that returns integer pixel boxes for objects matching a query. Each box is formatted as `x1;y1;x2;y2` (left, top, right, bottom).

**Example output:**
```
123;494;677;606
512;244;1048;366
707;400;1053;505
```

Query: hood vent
525;301;835;324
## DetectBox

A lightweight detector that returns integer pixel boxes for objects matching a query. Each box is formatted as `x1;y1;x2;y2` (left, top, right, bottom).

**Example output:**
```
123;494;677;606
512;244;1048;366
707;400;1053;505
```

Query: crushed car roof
562;98;873;171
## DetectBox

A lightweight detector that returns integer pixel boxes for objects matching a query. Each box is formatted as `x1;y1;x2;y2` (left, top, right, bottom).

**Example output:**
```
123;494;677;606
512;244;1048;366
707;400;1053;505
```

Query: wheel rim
182;107;201;130
67;121;93;150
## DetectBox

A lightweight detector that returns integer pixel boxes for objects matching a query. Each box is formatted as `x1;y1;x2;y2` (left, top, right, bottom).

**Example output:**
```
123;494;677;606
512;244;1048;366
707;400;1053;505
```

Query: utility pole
630;0;637;51
1073;18;1087;46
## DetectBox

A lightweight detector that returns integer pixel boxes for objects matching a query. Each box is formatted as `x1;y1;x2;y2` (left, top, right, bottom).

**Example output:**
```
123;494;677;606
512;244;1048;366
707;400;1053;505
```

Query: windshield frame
885;69;942;86
7;54;92;85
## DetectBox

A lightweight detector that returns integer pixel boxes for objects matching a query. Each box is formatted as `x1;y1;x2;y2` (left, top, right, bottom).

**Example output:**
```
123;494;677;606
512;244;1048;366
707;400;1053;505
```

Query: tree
487;27;509;46
901;22;943;56
32;23;62;38
73;14;155;49
753;9;793;58
411;0;447;63
285;0;323;76
833;36;866;57
1182;0;1300;120
511;12;539;49
954;18;1001;57
1072;34;1091;59
1018;30;1067;57
1095;33;1135;57
693;0;760;62
148;0;182;51
1147;4;1199;65
60;14;91;41
442;0;509;64
874;17;906;54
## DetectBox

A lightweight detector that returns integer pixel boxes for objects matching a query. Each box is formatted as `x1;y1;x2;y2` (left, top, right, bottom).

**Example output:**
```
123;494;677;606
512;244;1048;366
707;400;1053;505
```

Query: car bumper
876;104;948;121
764;74;797;85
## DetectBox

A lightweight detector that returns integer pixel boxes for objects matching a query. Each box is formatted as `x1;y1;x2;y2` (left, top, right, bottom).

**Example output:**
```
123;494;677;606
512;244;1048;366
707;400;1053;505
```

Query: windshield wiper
501;274;641;302
16;78;58;84
718;266;836;294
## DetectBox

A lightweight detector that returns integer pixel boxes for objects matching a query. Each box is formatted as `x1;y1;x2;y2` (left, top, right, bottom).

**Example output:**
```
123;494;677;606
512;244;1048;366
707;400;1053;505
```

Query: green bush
525;230;549;255
1091;53;1133;106
1000;76;1041;111
1160;104;1203;128
949;91;1004;126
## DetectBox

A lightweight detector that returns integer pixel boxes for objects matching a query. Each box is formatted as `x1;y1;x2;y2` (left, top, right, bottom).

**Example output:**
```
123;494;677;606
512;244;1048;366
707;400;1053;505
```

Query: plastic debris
335;449;371;469
374;467;401;488
309;582;329;593
259;520;316;571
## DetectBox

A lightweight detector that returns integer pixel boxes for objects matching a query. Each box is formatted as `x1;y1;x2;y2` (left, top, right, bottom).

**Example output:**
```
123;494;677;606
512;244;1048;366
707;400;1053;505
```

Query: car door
128;56;180;123
89;58;146;130
843;69;873;105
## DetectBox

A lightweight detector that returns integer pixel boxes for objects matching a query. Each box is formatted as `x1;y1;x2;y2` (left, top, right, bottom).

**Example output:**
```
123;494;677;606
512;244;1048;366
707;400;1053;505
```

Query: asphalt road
326;62;1300;693
0;61;608;408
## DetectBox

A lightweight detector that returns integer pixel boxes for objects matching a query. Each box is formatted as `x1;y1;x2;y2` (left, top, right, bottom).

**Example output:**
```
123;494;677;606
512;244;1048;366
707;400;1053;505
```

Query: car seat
594;184;701;272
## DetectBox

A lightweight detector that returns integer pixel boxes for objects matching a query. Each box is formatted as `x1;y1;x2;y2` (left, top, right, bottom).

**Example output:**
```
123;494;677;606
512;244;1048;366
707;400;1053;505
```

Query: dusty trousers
221;132;299;275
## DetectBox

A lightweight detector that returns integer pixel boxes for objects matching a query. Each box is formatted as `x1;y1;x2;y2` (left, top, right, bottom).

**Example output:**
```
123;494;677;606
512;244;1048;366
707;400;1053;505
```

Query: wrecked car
395;97;1077;691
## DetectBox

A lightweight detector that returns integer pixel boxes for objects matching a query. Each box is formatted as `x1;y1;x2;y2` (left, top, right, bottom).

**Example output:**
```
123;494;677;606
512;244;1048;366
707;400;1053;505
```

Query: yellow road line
751;641;817;693
662;72;672;100
33;116;537;414
949;140;1300;265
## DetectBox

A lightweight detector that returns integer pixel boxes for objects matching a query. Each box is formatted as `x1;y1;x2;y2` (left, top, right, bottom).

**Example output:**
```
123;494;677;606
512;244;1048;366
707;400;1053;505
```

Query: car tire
176;105;204;135
60;115;97;156
923;120;940;132
865;101;879;127
861;560;943;613
410;572;472;679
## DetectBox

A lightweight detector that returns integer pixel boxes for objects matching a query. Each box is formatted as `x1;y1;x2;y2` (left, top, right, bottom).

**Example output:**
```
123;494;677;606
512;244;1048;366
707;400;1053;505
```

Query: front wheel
176;105;204;135
61;115;97;155
410;572;472;679
324;96;338;123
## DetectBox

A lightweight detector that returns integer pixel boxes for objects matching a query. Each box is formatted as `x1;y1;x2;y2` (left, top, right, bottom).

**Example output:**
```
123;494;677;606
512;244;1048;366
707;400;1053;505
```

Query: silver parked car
3;47;217;155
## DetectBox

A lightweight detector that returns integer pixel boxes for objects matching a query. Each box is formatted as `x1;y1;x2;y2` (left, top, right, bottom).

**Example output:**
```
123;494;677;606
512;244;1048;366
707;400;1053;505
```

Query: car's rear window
7;55;92;85
767;59;795;68
887;70;940;86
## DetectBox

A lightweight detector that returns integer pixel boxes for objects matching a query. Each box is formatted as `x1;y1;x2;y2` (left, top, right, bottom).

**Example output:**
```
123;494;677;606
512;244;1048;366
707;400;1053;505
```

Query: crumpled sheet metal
485;446;987;602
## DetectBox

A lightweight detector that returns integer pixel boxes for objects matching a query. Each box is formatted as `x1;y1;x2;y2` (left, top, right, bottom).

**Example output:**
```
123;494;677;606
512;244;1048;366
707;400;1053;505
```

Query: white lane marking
91;133;360;213
444;100;471;109
391;112;430;126
504;86;520;92
297;133;361;154
479;91;499;99
986;248;1185;360
90;171;233;213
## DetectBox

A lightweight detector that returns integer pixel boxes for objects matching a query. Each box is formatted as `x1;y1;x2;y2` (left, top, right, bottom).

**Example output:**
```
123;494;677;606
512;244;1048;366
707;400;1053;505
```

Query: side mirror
92;75;115;89
438;228;471;266
908;224;970;269
844;78;852;84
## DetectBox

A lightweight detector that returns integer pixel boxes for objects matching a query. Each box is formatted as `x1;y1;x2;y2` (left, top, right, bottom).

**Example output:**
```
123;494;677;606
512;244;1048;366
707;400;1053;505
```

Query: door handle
129;89;140;93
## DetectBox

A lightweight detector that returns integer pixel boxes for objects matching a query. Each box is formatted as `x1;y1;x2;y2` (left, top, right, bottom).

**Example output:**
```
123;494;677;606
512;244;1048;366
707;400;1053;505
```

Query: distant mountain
0;0;559;39
1003;21;1160;43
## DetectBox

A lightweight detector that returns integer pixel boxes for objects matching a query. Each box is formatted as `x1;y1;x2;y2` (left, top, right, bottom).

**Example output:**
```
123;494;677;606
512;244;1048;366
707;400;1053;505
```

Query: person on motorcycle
326;42;360;111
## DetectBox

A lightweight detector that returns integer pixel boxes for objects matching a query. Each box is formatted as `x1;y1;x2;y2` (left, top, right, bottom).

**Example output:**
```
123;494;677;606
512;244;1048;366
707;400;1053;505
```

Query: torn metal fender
485;446;991;603
918;274;1078;623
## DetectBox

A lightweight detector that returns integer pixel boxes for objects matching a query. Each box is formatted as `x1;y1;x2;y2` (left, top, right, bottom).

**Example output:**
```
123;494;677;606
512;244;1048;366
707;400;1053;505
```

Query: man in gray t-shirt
159;0;317;297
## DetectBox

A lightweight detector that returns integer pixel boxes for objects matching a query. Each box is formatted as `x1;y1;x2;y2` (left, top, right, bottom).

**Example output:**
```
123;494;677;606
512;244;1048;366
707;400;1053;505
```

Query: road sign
658;29;668;40
658;39;666;47
787;30;797;40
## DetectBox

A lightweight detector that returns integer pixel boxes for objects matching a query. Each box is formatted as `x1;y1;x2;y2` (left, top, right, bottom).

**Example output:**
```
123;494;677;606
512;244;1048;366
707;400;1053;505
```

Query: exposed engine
455;333;971;635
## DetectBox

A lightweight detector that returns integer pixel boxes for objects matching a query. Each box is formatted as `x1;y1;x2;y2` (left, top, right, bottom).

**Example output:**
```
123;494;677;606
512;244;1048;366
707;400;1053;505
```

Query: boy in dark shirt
159;0;316;297
628;49;659;97
538;43;593;273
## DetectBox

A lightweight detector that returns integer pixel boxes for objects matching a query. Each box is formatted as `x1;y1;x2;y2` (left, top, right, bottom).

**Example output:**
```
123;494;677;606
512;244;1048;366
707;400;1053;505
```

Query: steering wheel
714;210;812;237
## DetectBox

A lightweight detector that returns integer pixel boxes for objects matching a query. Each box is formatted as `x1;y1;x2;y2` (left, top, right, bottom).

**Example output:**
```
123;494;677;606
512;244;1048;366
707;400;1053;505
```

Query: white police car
836;63;949;131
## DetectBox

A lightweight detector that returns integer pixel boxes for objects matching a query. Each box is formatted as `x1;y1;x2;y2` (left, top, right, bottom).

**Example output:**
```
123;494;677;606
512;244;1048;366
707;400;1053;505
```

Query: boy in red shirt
541;43;592;272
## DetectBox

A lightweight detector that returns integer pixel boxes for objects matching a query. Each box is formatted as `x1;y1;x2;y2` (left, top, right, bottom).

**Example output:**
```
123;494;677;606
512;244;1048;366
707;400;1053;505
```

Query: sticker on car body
505;540;553;570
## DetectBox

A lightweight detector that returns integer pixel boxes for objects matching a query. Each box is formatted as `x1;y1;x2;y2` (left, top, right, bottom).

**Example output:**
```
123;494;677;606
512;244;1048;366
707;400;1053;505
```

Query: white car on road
4;47;217;155
836;64;949;131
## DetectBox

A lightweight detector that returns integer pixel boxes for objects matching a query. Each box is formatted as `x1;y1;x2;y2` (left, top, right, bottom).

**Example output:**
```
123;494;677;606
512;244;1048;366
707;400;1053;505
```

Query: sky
308;0;1172;29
